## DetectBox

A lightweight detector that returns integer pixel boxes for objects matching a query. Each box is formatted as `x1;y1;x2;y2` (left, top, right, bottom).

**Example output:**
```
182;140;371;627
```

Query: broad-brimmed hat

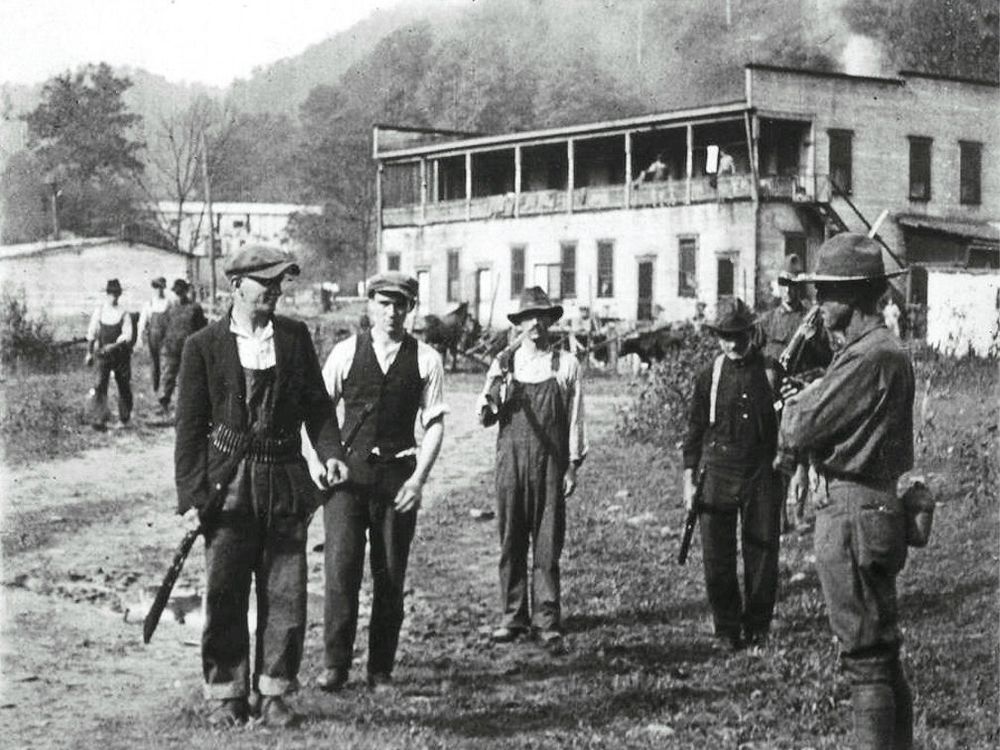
151;276;166;289
171;278;190;295
508;286;563;324
223;244;300;280
801;233;907;282
777;254;804;286
705;297;756;334
105;278;122;294
367;271;418;302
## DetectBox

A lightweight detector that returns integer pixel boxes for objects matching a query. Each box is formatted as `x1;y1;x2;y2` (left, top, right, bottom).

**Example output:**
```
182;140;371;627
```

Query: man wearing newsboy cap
306;270;446;693
781;233;915;749
173;244;349;727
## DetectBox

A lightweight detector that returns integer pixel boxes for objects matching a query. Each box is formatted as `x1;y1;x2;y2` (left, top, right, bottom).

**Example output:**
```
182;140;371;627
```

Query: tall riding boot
891;661;914;750
852;683;896;750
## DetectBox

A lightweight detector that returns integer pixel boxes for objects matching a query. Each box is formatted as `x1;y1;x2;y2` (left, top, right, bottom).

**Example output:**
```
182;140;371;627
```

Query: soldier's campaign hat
171;278;190;294
151;276;167;289
508;286;563;324
801;233;907;282
223;244;300;280
105;278;123;294
367;271;418;302
705;297;756;334
777;254;804;286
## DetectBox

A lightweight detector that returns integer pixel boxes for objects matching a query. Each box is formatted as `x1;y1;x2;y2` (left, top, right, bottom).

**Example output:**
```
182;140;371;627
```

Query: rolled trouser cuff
258;675;299;697
203;681;247;700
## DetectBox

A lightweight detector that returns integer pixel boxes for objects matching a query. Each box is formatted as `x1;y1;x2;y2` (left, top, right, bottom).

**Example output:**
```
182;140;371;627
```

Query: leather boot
891;661;914;750
852;683;896;750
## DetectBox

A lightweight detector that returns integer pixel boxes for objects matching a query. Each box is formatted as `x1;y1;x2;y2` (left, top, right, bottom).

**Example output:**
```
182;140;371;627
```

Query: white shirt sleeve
321;336;357;405
565;357;588;464
117;309;133;344
416;341;448;427
86;306;101;342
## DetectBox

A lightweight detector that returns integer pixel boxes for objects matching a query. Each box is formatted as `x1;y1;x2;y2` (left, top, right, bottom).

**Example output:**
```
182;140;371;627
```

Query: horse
422;302;480;371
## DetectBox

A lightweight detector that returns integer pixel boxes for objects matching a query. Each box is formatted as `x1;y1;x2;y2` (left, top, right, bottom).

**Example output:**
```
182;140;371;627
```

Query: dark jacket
174;314;344;514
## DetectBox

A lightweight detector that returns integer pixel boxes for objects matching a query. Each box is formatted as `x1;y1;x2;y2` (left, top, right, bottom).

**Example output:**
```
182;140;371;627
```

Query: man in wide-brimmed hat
173;244;349;727
780;233;915;749
477;286;587;654
682;297;782;651
157;277;207;414
85;278;135;430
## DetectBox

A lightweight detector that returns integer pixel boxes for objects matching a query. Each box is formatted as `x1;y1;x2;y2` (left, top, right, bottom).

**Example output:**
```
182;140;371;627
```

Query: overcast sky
1;0;454;87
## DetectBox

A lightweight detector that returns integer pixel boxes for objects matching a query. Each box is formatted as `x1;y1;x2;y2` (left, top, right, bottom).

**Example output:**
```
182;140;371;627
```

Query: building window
597;241;614;297
960;140;982;205
560;241;577;298
447;249;460;303
510;245;525;298
386;252;401;271
678;236;697;298
828;129;853;195
784;232;806;265
909;136;932;202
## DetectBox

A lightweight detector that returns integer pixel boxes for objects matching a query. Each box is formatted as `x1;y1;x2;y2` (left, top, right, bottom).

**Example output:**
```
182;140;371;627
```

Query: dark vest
342;332;422;483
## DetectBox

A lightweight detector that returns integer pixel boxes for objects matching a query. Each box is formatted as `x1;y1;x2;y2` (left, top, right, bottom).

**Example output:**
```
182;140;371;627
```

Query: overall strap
709;354;725;426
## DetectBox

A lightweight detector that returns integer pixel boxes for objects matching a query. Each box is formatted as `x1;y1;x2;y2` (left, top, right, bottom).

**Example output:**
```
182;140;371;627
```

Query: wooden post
624;131;633;208
373;162;383;287
200;131;217;308
807;121;816;199
744;110;759;202
465;151;472;221
514;145;522;218
419;158;427;224
567;139;575;213
685;124;693;204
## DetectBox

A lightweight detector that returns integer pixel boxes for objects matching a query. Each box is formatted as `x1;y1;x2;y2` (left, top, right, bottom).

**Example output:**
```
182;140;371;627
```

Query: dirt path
1;379;622;749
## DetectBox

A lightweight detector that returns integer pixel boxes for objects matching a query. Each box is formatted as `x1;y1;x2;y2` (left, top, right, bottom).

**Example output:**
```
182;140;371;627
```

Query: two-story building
374;64;998;327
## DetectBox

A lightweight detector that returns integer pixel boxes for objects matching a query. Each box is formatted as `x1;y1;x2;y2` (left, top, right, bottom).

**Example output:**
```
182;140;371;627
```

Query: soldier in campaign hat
682;297;782;651
173;243;349;726
477;286;588;654
84;278;135;430
308;270;447;692
781;233;915;749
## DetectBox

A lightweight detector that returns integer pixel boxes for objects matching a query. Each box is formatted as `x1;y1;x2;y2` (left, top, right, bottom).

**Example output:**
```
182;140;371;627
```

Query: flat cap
367;271;418;301
223;244;300;280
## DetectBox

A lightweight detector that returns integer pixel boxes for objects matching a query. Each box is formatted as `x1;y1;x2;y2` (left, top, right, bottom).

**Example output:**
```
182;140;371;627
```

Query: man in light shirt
478;286;587;654
135;276;170;392
311;271;446;693
85;278;134;430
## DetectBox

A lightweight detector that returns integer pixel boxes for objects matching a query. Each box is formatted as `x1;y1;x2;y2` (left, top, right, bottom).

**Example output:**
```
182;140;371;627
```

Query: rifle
677;469;706;565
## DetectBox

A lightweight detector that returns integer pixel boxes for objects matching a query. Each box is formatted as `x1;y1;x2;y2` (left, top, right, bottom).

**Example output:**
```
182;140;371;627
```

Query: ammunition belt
211;422;301;465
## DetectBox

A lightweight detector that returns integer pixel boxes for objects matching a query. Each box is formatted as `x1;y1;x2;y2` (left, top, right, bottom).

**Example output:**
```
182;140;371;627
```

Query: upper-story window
510;245;526;299
560;241;577;299
908;136;933;202
828;129;853;195
447;249;461;303
678;236;697;298
386;252;401;272
597;240;614;298
959;141;982;206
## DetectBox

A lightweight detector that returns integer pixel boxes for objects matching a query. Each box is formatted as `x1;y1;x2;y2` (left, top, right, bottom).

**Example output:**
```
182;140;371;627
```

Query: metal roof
0;236;194;261
897;214;1000;243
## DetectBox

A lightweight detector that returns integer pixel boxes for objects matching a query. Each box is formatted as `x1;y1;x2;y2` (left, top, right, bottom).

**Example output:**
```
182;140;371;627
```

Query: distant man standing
85;278;134;430
174;244;349;727
136;276;170;392
479;287;587;654
313;272;446;692
159;278;207;413
782;234;914;749
682;298;781;651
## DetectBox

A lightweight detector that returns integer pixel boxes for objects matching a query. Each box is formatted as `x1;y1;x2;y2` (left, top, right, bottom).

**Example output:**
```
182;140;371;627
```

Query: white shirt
86;303;133;344
137;295;171;339
477;345;589;463
229;316;276;369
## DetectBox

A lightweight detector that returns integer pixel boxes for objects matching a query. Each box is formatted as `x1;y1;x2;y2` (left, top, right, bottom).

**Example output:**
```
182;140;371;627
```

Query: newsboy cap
223;244;300;280
801;233;907;282
508;286;563;324
705;297;756;334
367;271;418;301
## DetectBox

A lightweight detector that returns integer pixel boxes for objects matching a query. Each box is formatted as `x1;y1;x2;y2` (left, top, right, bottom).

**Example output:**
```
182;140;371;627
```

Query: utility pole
200;130;217;308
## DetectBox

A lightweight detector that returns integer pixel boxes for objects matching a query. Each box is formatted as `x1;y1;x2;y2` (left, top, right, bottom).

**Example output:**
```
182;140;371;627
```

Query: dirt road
1;377;623;749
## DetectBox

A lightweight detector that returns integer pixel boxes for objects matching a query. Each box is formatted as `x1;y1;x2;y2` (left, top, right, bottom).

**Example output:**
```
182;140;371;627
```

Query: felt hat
705;297;756;334
777;254;804;286
151;276;166;289
367;271;418;301
105;278;122;294
801;233;907;282
223;244;300;280
171;278;190;294
508;286;563;324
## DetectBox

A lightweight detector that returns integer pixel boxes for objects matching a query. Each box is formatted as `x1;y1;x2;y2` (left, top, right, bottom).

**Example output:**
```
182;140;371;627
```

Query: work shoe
205;697;249;727
316;667;349;693
260;696;301;728
490;626;527;643
366;672;394;692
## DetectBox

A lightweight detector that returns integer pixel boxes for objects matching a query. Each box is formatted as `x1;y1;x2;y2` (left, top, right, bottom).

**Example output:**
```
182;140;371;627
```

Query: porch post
685;124;693;204
624;131;633;208
419;158;427;224
744;111;759;202
465;151;472;221
514;145;522;218
567;139;575;214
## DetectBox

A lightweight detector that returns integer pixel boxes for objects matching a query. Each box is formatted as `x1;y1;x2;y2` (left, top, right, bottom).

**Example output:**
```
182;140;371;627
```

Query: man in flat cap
781;233;915;749
85;278;135;430
682;297;781;651
158;278;207;415
136;277;170;393
478;286;587;654
173;244;349;727
309;270;446;692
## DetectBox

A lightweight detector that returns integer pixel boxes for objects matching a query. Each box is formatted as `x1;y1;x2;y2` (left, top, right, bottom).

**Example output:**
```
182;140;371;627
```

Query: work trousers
159;350;181;408
148;339;163;393
814;479;912;748
323;458;417;677
91;351;132;426
201;461;309;699
698;462;781;640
